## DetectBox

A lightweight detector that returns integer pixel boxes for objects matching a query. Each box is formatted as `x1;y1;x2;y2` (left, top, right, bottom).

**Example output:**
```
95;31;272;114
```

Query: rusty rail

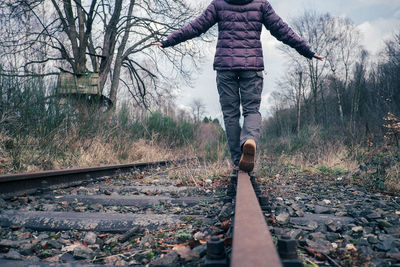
231;171;282;267
0;159;190;198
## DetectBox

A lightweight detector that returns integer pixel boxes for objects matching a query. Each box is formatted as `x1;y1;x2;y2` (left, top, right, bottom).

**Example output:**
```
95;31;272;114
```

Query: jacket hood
224;0;253;5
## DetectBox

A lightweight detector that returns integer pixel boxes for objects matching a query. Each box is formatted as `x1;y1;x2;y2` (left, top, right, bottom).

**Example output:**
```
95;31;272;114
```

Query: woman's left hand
313;54;323;61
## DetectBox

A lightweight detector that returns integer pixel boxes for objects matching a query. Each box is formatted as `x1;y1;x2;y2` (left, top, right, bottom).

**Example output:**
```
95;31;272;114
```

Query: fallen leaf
62;244;79;252
11;225;22;230
304;247;326;260
176;181;184;186
173;244;196;260
43;255;59;262
172;243;187;248
345;243;357;252
219;219;231;232
305;258;319;267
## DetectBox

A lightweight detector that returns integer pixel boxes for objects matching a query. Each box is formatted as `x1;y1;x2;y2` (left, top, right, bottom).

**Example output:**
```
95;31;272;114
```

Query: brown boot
238;139;256;172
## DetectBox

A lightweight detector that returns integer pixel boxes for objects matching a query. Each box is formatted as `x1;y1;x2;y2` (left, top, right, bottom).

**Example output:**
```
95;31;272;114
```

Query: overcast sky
174;0;400;121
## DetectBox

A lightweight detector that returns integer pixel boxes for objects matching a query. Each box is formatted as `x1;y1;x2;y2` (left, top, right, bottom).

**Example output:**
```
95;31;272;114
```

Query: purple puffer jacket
161;0;314;70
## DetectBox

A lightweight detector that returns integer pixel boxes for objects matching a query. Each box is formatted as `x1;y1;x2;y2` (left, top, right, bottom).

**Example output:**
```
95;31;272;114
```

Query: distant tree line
264;11;400;142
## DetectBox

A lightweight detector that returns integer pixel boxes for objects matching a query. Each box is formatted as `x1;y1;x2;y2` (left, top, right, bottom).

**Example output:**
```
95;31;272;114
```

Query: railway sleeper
0;210;213;233
43;195;219;208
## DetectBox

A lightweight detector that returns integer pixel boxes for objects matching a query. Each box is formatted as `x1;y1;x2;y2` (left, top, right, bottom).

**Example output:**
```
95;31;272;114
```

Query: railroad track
0;160;182;198
0;160;300;266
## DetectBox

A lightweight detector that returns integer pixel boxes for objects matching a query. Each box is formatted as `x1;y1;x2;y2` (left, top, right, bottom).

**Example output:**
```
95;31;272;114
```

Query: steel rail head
231;171;283;267
0;159;186;182
0;158;194;197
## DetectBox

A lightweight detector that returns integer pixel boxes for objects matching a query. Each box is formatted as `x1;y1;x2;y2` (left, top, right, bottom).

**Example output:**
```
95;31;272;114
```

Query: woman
153;0;323;172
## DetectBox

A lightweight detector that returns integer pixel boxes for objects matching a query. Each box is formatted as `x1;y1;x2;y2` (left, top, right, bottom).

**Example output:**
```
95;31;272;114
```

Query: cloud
395;9;400;18
177;104;191;113
357;18;400;54
355;0;400;6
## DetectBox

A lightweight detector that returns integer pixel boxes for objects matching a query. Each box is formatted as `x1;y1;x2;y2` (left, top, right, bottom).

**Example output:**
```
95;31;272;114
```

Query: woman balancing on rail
153;0;323;173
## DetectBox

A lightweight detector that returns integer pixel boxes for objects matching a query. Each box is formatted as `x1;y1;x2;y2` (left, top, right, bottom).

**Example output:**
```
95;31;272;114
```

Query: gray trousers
216;70;263;166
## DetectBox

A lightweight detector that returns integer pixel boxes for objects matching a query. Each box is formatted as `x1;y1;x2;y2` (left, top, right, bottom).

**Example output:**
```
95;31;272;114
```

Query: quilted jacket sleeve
262;1;314;59
162;1;218;48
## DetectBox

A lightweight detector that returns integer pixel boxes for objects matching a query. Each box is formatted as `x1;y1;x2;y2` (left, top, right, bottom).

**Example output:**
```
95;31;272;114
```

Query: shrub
130;112;196;147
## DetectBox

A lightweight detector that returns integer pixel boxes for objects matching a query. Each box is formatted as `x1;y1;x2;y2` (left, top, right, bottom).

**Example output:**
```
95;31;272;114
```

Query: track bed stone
0;165;231;266
261;171;400;266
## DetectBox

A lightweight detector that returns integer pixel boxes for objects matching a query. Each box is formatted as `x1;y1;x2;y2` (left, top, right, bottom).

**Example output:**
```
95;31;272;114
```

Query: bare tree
383;32;400;112
279;11;331;123
274;64;309;136
177;107;192;122
279;11;362;127
296;71;303;135
324;16;361;124
350;49;368;132
190;98;206;122
0;0;207;108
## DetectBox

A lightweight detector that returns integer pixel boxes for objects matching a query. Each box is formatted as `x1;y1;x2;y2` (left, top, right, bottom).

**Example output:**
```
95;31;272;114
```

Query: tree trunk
109;0;135;105
312;83;318;123
320;83;327;125
297;71;303;135
309;62;319;124
333;78;344;124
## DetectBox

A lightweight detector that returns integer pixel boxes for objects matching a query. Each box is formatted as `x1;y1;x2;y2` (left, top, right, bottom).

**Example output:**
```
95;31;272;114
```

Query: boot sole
238;143;255;172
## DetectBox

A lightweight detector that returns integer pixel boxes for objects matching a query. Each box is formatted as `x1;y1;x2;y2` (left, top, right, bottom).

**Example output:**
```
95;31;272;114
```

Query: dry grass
260;125;400;193
261;126;358;175
194;122;228;163
0;120;229;175
0;130;185;174
363;145;400;193
278;141;359;174
75;138;175;167
258;125;366;181
165;158;231;186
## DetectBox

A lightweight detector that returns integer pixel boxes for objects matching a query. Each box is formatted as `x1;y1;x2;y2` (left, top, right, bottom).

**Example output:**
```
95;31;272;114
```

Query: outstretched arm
262;2;322;60
153;1;217;48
